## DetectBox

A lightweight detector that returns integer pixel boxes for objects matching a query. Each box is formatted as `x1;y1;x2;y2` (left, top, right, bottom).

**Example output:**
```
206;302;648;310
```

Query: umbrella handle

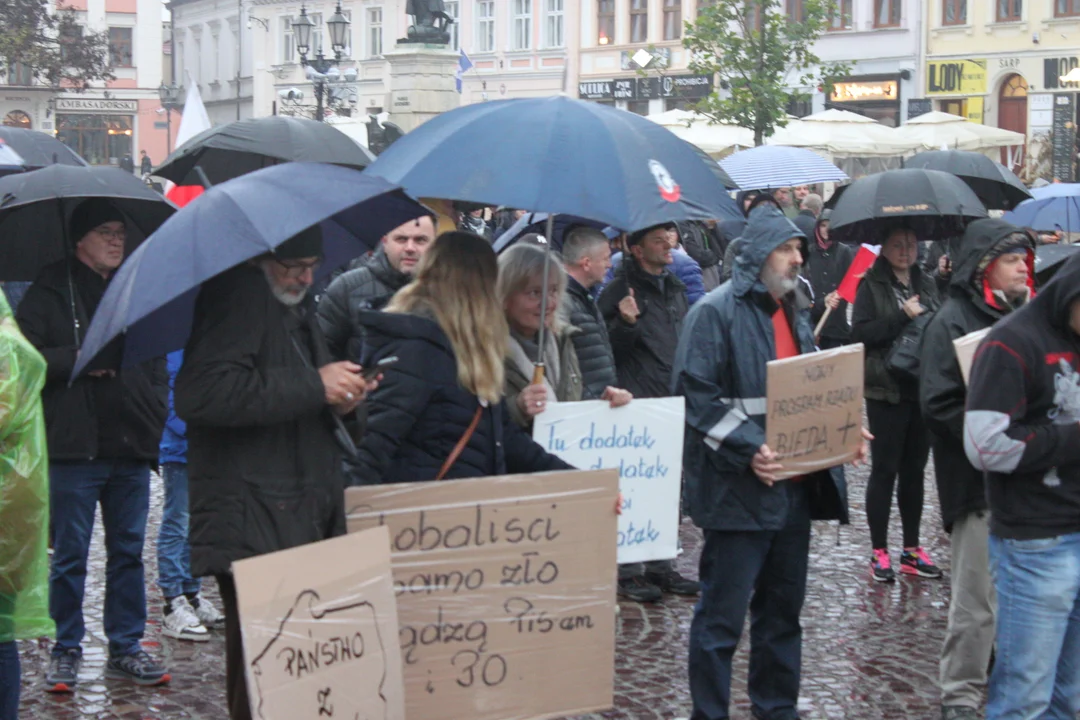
532;364;546;385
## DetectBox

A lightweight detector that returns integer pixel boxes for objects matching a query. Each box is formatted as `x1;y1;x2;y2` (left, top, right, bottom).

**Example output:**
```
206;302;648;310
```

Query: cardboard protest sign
345;469;618;720
954;327;991;386
233;526;405;720
766;343;865;480
532;398;684;564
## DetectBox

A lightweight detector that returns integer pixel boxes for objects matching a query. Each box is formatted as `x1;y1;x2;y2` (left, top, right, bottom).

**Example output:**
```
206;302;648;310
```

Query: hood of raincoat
0;290;55;641
732;204;807;298
949;218;1035;314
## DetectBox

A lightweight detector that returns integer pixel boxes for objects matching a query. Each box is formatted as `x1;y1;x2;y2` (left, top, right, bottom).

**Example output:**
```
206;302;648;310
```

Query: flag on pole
836;244;881;303
456;49;473;94
165;76;212;206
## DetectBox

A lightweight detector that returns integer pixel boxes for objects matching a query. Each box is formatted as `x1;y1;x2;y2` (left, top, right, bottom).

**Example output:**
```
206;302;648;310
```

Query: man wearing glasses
176;225;372;720
16;199;171;691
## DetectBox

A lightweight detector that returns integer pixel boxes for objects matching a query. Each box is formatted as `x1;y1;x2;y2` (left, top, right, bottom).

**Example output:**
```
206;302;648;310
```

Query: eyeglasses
94;227;126;241
274;258;321;279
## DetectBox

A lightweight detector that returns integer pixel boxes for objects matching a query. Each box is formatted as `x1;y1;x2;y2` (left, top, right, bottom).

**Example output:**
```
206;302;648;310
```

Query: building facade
923;0;1080;179
1;0;171;166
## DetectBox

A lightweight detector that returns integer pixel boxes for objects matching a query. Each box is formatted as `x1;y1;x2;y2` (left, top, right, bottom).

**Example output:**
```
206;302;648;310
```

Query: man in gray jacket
673;205;859;720
318;214;435;360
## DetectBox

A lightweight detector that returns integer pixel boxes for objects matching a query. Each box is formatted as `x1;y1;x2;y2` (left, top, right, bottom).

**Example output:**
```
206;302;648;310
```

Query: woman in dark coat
350;232;571;485
851;228;942;583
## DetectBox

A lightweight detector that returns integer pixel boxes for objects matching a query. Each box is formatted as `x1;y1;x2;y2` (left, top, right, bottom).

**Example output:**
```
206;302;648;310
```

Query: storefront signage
55;97;137;113
3;96;31;102
579;75;714;102
831;80;898;103
1052;94;1076;182
1044;57;1079;90
907;98;933;119
926;59;987;96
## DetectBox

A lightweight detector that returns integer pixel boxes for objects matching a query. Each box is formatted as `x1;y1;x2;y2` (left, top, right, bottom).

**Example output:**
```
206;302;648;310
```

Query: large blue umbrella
72;163;426;378
364;95;742;232
1003;183;1080;234
719;145;849;189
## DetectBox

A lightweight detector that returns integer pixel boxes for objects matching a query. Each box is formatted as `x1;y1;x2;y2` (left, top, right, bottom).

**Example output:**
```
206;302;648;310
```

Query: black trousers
865;398;931;550
216;574;252;720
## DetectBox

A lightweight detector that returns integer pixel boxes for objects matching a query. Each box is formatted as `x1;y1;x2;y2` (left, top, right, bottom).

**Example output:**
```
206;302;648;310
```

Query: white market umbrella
646;110;754;158
766;109;918;156
893;111;1025;152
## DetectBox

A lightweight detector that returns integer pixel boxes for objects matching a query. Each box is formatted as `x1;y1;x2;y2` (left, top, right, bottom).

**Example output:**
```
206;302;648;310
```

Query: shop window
598;0;615;44
664;0;682;39
630;0;648;43
787;95;812;117
627;100;650;115
666;98;691;111
941;99;966;117
828;0;853;29
55;114;132;166
874;0;900;26
996;0;1021;21
3;110;32;128
942;0;966;24
1056;0;1080;16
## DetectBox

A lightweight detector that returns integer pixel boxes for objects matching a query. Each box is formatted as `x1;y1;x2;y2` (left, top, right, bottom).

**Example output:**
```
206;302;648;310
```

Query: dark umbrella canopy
72;163;426;378
0;165;176;281
155;116;376;186
1034;242;1080;284
365;95;742;232
0;127;88;169
830;168;988;245
905;150;1032;211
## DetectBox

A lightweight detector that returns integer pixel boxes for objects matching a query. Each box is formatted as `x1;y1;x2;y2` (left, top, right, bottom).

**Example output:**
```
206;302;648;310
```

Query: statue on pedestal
403;0;453;44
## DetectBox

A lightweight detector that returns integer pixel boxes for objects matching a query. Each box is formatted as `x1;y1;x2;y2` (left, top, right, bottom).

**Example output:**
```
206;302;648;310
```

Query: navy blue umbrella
1004;184;1080;234
72;163;427;378
364;96;742;232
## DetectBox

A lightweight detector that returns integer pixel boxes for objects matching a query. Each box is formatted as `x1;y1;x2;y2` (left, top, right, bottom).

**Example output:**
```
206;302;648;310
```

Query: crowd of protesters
0;181;1078;720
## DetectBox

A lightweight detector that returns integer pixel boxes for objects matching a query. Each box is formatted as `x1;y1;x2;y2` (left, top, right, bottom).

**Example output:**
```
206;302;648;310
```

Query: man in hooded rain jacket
920;220;1035;720
0;292;54;715
673;204;854;720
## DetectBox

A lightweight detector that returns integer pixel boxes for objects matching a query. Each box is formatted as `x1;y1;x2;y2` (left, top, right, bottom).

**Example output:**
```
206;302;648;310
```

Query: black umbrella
155;115;376;186
0;126;88;169
830;168;988;245
0;165;176;281
905;150;1032;211
1034;242;1080;285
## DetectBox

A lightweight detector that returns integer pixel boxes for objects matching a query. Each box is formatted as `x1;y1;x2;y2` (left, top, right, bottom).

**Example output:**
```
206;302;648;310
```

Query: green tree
685;0;850;146
0;0;113;91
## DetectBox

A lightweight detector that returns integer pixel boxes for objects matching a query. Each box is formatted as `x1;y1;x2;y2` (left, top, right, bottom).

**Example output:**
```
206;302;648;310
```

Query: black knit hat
69;199;125;244
627;222;676;248
273;224;323;260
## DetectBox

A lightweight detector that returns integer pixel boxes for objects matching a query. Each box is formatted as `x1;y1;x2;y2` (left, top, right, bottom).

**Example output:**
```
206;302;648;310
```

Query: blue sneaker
106;649;171;686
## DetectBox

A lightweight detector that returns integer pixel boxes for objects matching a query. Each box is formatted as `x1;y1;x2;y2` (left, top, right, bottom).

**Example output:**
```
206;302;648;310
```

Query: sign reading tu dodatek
533;398;685;564
765;344;865;480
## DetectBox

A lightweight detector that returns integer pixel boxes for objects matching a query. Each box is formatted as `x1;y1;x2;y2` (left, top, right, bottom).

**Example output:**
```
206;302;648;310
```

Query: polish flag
836;244;880;303
165;79;211;207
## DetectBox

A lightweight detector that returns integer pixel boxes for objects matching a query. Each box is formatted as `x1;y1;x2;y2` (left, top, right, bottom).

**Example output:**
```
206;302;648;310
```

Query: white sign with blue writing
532;398;685;564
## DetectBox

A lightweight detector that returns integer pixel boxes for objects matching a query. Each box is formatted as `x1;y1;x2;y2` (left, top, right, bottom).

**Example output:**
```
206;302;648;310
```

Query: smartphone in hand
361;355;399;381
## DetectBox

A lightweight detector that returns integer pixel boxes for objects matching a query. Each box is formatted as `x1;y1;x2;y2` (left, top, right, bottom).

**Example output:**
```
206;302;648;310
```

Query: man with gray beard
672;204;857;720
176;226;372;720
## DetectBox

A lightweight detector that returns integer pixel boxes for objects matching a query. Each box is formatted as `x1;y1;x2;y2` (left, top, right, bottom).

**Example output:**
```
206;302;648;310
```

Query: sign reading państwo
766;344;865;480
532;398;684;564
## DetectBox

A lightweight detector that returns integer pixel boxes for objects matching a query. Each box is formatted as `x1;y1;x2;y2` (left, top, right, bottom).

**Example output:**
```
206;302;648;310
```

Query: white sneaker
162;595;210;642
191;593;225;629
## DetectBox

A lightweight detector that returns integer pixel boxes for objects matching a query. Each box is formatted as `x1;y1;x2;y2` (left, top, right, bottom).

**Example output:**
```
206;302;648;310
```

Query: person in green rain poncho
0;290;54;716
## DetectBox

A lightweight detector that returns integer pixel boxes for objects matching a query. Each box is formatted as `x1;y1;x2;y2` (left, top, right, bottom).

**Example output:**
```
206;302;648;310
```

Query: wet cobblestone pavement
19;463;962;719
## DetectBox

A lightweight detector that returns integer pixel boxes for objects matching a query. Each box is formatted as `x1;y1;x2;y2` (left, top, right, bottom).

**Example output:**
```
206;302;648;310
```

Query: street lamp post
158;82;183;152
292;3;350;122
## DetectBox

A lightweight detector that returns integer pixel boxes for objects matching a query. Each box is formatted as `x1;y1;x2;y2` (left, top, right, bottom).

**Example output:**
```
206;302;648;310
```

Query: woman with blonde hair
348;232;571;484
497;243;631;430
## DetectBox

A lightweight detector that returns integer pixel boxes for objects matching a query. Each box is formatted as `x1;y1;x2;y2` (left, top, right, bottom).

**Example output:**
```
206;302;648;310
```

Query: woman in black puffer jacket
348;231;571;485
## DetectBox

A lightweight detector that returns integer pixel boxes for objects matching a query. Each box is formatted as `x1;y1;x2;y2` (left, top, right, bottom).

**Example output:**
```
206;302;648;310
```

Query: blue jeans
987;531;1080;720
689;485;811;720
157;463;200;599
0;640;18;720
49;460;151;657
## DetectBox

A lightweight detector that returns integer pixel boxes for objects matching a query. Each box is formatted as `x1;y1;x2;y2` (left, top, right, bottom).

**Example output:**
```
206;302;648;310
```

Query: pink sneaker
870;548;895;582
900;547;943;578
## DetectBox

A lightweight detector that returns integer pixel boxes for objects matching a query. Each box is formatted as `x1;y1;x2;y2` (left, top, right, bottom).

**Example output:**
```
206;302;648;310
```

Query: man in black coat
920;220;1034;720
318;214;435;360
597;223;699;602
176;227;370;720
16;199;169;692
562;226;619;400
803;210;855;349
676;220;725;292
